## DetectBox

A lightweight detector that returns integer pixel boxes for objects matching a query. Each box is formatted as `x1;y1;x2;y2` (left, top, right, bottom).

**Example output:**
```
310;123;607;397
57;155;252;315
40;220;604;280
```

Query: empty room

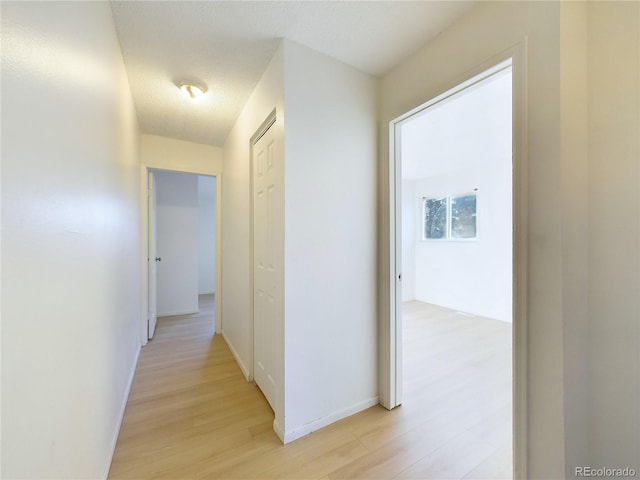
397;64;513;479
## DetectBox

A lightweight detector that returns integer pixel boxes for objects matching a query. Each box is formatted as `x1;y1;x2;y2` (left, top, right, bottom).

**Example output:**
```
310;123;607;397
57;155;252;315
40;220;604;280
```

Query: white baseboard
222;330;250;381
273;418;285;443
281;396;379;444
157;308;198;317
103;345;140;479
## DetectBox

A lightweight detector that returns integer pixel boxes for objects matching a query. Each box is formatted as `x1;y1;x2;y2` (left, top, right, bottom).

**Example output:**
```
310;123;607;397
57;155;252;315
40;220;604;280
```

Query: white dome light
179;82;207;100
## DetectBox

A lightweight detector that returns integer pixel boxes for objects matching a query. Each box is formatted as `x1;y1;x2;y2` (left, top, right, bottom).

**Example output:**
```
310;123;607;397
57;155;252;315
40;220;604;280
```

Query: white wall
222;43;285;424
1;3;141;478
380;2;567;477
198;176;216;295
381;1;640;477
401;69;512;322
587;1;639;473
401;180;416;301
155;171;199;317
222;40;377;443
141;134;223;336
559;2;589;473
282;41;378;441
411;164;512;322
141;135;223;175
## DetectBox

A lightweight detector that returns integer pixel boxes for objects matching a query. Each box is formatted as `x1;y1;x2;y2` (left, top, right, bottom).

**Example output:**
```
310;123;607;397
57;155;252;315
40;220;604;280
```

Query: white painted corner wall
406;162;512;322
282;40;378;439
221;43;286;406
1;2;141;478
222;40;378;442
559;2;589;473
400;71;512;322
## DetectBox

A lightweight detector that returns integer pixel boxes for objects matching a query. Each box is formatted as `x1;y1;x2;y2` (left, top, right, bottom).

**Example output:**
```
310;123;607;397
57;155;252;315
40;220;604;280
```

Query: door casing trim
382;43;528;479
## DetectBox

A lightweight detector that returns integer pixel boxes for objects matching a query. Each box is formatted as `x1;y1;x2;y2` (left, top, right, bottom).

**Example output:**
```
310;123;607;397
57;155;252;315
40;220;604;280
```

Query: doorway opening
390;58;520;478
146;170;217;341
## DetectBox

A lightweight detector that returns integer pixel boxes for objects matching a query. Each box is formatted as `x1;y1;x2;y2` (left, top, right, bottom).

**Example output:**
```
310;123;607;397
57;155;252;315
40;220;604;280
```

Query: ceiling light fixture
179;82;207;100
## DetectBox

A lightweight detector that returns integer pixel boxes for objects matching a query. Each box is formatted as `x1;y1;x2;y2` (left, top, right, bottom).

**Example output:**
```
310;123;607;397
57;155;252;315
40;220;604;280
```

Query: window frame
420;191;478;242
421;196;448;240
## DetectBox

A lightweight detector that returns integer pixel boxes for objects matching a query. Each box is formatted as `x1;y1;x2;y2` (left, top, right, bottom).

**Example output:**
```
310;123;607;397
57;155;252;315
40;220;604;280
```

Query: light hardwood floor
109;296;512;479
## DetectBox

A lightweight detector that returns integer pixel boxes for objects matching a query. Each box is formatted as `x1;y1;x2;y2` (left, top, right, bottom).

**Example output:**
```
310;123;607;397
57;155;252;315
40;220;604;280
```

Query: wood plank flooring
109;296;512;479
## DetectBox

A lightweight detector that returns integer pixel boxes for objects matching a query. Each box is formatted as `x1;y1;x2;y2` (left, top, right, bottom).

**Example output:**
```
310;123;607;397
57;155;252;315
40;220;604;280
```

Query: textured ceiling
110;1;475;147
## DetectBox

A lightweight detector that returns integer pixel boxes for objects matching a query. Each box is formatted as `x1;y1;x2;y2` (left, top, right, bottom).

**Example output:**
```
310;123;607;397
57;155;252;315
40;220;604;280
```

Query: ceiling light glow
179;82;206;100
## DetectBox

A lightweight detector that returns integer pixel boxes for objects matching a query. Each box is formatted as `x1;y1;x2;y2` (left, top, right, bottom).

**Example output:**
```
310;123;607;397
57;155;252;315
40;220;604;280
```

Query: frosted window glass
451;194;477;238
424;198;447;239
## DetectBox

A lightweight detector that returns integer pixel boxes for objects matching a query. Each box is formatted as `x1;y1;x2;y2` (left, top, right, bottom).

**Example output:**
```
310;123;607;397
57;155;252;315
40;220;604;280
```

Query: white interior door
253;121;280;411
148;170;158;339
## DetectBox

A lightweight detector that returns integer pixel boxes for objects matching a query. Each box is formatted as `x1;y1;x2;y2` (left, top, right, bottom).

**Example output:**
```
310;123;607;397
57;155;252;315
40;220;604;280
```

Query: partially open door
148;170;158;339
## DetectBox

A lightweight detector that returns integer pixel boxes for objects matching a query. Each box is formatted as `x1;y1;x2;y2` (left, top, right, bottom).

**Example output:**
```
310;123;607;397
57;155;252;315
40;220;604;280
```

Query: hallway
109;295;512;479
109;294;387;479
108;294;279;478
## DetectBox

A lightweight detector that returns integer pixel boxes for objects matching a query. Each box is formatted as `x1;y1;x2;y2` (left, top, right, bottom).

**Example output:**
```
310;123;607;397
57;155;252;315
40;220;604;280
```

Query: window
451;194;477;238
422;193;477;240
423;197;447;239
